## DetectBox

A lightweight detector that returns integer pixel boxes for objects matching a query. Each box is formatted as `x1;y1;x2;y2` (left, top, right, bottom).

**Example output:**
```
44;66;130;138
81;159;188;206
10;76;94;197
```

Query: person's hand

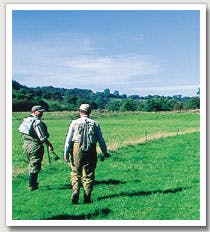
48;144;54;152
64;154;69;162
104;153;110;158
99;154;105;162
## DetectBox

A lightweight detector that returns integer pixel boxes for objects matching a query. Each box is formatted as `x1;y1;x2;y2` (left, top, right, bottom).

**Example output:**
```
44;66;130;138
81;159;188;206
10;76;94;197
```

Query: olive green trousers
23;139;44;174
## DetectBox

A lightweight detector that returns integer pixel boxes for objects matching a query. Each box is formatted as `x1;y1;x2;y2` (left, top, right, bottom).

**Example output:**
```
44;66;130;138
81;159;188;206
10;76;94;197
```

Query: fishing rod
46;146;61;165
13;113;22;122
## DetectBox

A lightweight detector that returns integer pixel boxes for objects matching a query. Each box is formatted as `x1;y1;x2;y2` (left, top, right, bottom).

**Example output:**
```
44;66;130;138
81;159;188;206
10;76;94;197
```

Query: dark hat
31;105;45;112
79;104;91;114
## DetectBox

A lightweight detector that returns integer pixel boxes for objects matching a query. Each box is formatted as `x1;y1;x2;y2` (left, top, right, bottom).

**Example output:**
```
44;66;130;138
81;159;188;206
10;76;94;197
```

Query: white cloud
13;37;164;92
128;84;199;96
61;54;162;80
132;85;199;92
13;31;197;96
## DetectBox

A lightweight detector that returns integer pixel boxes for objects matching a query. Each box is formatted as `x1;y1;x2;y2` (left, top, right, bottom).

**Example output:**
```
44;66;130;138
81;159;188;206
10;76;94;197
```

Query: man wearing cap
18;105;54;191
64;104;109;204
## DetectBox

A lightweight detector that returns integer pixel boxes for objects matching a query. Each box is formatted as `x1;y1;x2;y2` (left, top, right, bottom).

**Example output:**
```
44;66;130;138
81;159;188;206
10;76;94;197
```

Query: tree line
12;80;200;112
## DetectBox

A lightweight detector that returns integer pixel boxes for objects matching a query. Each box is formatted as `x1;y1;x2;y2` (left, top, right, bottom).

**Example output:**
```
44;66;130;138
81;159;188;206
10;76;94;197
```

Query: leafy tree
64;95;77;105
158;97;173;111
120;99;137;111
173;102;183;111
47;102;63;111
42;92;52;100
106;99;121;111
74;98;87;110
104;88;110;97
121;94;127;99
173;95;182;100
143;99;157;112
89;102;98;110
95;96;106;109
183;97;200;110
113;90;120;97
13;99;36;112
12;80;199;112
136;101;145;111
196;88;200;97
12;80;22;90
142;97;173;112
129;95;140;100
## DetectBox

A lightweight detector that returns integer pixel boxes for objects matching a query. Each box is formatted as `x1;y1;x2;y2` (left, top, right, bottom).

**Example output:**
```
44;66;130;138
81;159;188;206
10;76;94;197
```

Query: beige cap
31;105;45;112
79;104;91;114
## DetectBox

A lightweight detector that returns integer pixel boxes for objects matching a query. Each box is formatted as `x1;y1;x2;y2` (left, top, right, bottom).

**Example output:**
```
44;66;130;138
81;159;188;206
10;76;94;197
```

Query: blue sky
12;10;200;97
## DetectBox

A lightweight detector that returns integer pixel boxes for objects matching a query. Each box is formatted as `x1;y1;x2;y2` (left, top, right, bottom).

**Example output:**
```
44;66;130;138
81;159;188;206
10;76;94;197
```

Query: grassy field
11;111;200;220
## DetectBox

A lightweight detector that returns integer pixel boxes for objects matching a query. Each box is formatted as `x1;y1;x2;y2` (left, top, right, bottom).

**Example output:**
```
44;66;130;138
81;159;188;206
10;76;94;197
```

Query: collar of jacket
81;115;88;118
30;114;40;119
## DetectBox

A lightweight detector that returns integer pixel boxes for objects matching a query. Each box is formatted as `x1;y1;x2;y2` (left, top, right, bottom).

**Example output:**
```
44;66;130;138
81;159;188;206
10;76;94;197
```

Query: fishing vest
18;116;37;136
73;118;97;152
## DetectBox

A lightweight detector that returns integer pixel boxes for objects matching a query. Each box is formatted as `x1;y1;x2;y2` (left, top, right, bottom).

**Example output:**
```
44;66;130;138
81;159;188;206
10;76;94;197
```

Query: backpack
80;119;96;152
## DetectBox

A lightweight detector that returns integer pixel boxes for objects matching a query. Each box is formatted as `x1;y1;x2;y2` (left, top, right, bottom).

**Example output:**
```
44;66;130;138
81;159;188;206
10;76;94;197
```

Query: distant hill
12;80;199;112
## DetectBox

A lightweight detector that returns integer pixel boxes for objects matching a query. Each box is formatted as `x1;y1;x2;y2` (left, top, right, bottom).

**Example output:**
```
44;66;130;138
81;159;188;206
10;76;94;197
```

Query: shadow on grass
98;187;189;201
46;208;111;220
41;179;127;191
41;184;71;191
95;179;126;185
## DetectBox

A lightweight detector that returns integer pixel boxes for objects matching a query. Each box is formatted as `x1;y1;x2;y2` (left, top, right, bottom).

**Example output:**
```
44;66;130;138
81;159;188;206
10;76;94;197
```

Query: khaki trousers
70;142;97;197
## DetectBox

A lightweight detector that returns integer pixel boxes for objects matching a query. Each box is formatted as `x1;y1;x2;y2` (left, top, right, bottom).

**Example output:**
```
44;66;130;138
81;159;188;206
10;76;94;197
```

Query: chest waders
23;138;44;191
20;117;44;191
70;140;97;204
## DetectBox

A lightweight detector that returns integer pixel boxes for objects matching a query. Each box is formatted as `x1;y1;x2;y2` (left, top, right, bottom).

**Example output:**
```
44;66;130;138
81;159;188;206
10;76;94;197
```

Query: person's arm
64;121;74;162
44;139;54;152
96;124;110;161
97;125;107;155
33;120;54;151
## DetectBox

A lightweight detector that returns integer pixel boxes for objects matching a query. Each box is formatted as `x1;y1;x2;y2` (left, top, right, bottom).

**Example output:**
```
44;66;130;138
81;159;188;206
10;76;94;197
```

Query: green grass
11;111;200;220
12;111;199;173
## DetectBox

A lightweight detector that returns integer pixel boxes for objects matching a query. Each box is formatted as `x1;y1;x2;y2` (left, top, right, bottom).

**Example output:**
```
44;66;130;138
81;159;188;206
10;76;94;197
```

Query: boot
84;192;92;204
71;191;79;204
29;173;39;191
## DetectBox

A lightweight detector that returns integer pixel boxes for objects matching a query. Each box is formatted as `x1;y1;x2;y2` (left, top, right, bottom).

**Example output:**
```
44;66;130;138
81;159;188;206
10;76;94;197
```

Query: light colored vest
18;116;37;135
73;117;97;152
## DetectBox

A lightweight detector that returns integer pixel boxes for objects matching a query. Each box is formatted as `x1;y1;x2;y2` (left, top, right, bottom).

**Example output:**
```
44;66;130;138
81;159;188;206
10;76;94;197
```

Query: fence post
145;130;148;142
177;128;179;136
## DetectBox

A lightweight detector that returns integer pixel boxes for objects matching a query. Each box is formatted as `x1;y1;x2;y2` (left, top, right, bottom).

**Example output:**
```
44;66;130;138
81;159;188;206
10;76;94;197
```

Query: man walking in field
18;105;54;191
64;104;109;204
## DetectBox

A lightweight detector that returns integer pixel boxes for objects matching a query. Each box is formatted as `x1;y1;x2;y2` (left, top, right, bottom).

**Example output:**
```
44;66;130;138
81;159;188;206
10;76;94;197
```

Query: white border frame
6;3;206;227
